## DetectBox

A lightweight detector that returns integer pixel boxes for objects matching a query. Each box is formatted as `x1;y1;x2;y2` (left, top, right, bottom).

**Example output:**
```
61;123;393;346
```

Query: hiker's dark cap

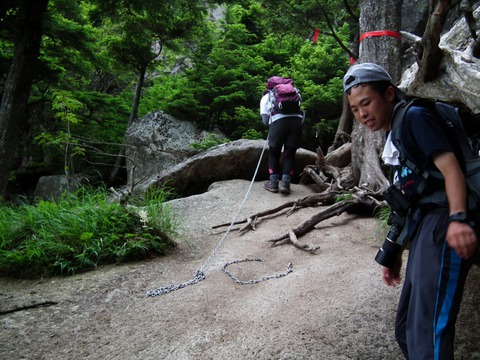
343;62;404;98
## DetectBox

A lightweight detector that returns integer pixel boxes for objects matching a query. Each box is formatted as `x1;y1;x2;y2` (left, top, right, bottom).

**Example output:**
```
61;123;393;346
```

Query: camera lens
375;238;402;268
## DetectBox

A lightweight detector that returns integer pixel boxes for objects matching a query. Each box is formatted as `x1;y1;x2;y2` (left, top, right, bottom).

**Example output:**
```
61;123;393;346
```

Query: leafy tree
35;89;85;175
88;0;210;182
142;4;274;135
1;0;132;193
0;0;359;196
143;3;350;152
252;0;358;59
0;0;50;198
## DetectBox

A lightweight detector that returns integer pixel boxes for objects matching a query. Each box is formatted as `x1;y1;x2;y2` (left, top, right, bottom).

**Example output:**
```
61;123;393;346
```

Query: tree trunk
418;0;461;82
349;0;403;192
328;92;353;154
0;0;49;197
108;64;147;184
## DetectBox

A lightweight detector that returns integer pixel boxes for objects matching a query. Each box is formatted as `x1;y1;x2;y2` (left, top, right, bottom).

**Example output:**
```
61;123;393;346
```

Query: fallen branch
239;216;257;232
0;301;58;316
212;187;385;254
303;166;325;185
316;147;343;190
211;192;336;230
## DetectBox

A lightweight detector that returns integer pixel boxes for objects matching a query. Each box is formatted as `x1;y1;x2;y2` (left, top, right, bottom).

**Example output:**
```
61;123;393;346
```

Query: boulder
132;139;317;197
33;174;89;200
125;110;225;186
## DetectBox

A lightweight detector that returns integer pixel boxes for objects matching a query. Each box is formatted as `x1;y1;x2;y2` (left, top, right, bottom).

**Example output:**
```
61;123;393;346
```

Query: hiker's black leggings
267;117;303;177
268;146;297;177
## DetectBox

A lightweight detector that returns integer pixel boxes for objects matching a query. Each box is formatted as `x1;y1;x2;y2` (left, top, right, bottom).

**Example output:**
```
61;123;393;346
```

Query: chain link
145;137;293;297
146;270;206;297
222;258;293;284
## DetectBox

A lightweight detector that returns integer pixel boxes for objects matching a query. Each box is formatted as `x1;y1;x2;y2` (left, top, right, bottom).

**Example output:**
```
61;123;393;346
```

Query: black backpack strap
390;99;419;166
434;101;476;163
390;98;446;201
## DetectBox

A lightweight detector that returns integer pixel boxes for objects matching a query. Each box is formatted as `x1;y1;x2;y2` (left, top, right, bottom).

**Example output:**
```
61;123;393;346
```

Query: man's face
347;84;395;132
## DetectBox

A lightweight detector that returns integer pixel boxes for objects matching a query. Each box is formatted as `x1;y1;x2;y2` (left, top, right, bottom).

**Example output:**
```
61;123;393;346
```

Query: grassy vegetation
0;187;178;278
190;133;230;150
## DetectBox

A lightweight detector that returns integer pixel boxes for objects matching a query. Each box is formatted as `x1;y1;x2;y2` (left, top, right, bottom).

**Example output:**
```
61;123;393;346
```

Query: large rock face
125;111;215;186
132;139;317;197
401;0;429;36
401;1;460;36
400;5;480;113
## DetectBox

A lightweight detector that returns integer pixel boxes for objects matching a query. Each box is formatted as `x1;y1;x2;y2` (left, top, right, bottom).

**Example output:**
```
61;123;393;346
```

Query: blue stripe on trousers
433;242;462;360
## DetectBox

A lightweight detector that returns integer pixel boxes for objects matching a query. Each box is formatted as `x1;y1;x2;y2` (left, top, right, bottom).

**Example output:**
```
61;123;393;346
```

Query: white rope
146;139;270;297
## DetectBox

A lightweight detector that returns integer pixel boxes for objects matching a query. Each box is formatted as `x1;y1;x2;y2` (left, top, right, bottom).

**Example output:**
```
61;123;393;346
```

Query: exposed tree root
211;191;337;231
268;191;384;251
212;188;385;253
269;230;321;253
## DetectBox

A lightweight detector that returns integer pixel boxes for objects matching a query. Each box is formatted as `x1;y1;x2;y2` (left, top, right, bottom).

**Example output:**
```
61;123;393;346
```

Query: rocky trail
1;180;479;360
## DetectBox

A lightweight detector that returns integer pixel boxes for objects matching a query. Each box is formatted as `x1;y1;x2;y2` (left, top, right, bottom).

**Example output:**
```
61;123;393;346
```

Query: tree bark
0;0;49;197
349;0;403;193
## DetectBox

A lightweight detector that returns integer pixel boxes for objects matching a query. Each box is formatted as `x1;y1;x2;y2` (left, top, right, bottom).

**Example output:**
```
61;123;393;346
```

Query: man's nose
358;107;368;119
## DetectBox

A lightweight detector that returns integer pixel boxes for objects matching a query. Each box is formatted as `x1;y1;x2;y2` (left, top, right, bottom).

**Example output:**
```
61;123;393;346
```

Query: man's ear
385;86;396;102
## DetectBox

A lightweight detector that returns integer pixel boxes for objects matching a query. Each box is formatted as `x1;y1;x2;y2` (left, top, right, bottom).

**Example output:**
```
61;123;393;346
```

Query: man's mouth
364;119;374;127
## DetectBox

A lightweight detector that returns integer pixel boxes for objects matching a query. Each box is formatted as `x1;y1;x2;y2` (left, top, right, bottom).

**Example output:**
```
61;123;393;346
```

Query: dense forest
0;0;358;199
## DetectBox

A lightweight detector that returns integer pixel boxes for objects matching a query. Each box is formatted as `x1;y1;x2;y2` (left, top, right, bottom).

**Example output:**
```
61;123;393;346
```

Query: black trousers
395;208;472;360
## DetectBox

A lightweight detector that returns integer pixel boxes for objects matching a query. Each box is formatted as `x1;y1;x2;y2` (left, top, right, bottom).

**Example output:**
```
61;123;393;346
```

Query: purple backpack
265;76;302;116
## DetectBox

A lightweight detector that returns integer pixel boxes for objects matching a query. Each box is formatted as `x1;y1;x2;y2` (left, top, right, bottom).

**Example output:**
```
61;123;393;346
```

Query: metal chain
222;258;293;285
146;137;293;297
146;270;205;297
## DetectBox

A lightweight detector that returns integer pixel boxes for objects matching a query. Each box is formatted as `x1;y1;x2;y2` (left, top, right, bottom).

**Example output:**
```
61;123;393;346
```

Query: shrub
0;187;178;278
190;133;230;150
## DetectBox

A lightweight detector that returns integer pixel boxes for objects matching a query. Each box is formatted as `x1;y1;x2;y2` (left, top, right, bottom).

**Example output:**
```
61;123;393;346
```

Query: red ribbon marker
359;30;402;43
350;31;402;64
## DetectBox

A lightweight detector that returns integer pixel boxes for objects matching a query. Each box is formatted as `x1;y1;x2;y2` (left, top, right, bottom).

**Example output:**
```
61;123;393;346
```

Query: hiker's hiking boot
264;179;279;193
279;180;290;195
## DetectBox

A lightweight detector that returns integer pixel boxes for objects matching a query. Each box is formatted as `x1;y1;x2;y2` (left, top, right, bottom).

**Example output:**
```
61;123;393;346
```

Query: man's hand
447;221;478;259
381;256;402;287
433;151;479;258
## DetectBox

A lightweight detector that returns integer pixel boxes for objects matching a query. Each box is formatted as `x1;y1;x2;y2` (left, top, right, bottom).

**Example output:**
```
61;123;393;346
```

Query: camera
375;185;411;268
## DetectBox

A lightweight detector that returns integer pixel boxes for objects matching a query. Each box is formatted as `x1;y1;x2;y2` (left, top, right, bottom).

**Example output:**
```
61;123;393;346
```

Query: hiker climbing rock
260;76;305;195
